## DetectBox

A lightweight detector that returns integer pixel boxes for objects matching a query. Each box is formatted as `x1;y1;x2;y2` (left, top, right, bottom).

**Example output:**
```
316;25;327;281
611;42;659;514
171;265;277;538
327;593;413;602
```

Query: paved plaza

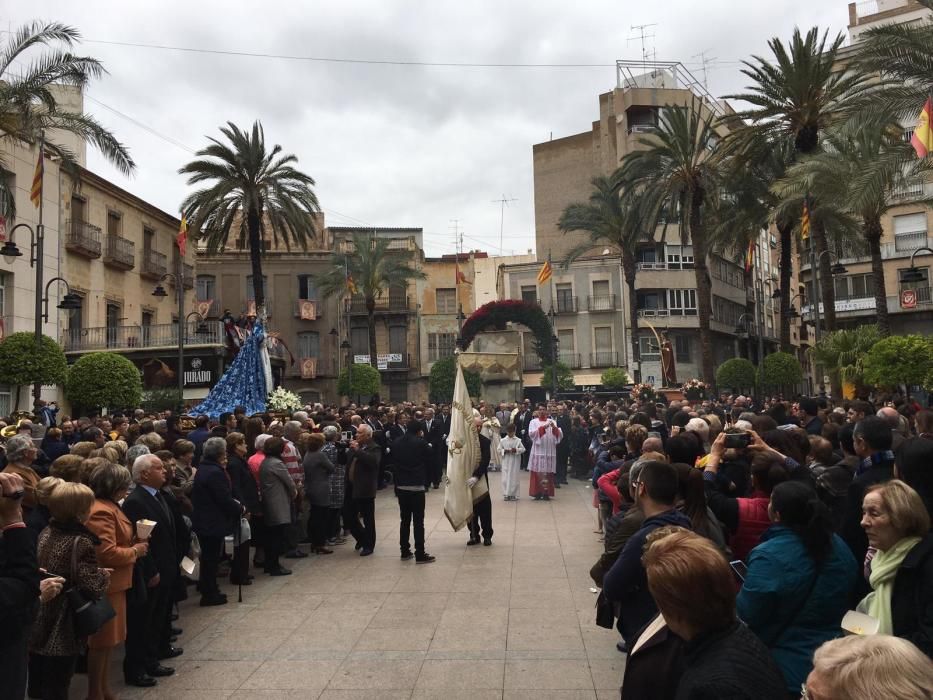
70;473;624;699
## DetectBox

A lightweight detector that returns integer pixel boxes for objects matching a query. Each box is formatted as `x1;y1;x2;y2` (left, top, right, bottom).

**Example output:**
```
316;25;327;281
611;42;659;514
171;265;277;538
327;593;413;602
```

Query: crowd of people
0;390;930;699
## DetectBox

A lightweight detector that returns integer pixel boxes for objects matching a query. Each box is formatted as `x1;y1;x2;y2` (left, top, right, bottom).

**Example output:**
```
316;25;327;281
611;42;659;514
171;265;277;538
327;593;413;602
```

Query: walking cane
235;517;243;604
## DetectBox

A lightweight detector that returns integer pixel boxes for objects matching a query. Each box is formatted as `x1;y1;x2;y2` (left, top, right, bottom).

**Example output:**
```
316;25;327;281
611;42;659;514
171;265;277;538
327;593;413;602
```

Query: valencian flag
536;259;552;285
30;143;44;208
910;98;933;158
346;274;358;295
801;200;811;240
744;240;755;274
176;216;188;256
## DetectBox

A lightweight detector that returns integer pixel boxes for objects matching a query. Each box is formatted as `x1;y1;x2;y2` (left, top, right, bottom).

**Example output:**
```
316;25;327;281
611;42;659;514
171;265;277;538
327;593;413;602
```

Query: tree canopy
429;357;482;403
66;352;142;412
862;335;933;390
0;332;68;388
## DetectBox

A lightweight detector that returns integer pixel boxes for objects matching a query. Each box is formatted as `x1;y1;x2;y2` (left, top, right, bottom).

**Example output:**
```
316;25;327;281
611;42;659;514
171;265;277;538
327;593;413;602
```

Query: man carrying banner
528;406;563;500
467;416;493;546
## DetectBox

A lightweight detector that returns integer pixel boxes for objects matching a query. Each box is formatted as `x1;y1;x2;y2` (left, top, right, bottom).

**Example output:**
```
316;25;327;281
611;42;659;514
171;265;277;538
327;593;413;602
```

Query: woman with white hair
804;635;933;700
2;434;40;512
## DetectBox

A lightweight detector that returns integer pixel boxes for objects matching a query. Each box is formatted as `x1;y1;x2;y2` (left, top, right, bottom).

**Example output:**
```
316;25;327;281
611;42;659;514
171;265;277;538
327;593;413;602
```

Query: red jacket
597;469;623;514
731;494;771;561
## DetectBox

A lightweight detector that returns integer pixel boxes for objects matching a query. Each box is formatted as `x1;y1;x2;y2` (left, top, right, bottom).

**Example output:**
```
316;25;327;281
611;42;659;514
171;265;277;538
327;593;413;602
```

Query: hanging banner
196;299;214;318
298;300;317;320
300;357;317;379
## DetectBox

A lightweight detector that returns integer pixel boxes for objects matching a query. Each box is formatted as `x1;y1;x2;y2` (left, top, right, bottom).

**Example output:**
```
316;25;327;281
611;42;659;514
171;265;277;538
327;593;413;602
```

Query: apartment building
420;252;478;380
531;61;757;385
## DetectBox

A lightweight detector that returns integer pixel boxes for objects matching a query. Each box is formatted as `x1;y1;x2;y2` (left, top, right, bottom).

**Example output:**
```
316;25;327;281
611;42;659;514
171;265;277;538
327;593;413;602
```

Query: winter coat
303;451;335;507
31;521;109;656
737;525;856;693
260;456;297;527
891;532;933;657
190;460;241;538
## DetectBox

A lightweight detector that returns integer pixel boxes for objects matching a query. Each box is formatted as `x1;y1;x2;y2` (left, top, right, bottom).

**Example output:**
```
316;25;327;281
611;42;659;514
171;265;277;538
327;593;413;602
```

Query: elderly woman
321;426;346;545
226;432;258;586
805;635;933;700
171;439;196;498
259;437;297;576
30;481;109;700
2;434;40;513
40;427;69;464
303;433;334;555
85;461;148;698
858;479;933;656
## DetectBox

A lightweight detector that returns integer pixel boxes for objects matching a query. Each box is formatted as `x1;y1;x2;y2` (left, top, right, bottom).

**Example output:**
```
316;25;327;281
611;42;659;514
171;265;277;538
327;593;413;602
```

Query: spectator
346;425;381;556
259;436;296;576
858;480;933;655
3;434;41;513
736;481;856;693
40;427;69;464
302;433;335;555
894;437;933;519
226;432;259;585
797;398;823;436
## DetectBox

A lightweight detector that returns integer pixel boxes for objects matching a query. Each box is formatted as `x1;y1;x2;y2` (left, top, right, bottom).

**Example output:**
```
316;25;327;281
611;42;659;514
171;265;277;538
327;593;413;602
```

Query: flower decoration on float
682;379;711;401
267;386;302;413
630;383;659;404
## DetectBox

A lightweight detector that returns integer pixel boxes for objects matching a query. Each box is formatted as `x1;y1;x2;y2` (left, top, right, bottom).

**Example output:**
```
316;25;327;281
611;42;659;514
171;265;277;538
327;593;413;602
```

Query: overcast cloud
9;0;844;256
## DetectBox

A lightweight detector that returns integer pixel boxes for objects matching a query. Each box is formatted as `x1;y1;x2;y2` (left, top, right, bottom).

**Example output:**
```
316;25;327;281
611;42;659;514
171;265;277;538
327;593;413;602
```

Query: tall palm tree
725;27;871;334
619;103;725;383
558;171;650;381
179;121;321;316
313;231;425;370
0;21;134;218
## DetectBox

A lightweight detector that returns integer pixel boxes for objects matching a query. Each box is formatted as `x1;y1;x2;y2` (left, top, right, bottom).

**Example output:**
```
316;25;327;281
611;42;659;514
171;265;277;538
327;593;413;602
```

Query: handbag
66;538;116;637
595;589;616;629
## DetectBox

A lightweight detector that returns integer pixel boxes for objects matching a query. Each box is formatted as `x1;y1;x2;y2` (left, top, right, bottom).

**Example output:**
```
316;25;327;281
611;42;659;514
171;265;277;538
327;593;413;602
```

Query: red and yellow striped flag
801;200;811;240
175;216;188;256
30;144;44;208
744;240;755;273
346;275;358;295
910;98;933;158
536;260;552;285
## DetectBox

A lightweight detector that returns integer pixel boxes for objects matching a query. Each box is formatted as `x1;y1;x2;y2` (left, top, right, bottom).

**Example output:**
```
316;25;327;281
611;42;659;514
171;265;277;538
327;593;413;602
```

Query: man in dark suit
468;418;494;546
191;437;243;606
122;454;179;684
515;400;534;470
556;404;572;486
391;420;436;563
423;408;446;490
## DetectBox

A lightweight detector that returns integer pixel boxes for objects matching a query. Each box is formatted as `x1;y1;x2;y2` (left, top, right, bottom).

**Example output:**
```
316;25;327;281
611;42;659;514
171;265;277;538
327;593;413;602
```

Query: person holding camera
346;425;381;556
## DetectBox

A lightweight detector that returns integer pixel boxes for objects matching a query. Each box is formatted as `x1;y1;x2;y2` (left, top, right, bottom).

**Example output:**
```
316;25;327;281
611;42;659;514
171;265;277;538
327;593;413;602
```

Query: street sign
354;353;402;366
901;289;917;309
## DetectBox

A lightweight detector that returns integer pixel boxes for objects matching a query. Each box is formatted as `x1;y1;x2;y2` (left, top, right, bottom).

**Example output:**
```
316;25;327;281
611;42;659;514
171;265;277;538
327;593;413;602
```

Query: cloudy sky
10;1;845;256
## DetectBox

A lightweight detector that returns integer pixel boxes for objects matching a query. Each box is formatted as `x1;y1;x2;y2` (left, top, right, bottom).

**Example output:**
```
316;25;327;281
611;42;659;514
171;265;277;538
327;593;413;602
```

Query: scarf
857;536;921;634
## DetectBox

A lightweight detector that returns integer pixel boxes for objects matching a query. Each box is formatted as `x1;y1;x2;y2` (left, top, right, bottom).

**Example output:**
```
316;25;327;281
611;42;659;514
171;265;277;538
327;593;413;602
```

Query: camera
724;432;752;449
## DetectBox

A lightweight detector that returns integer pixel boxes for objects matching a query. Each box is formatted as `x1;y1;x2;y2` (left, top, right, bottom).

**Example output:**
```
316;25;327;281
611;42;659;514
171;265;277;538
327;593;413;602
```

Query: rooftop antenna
691;49;717;89
491;194;518;255
628;23;658;78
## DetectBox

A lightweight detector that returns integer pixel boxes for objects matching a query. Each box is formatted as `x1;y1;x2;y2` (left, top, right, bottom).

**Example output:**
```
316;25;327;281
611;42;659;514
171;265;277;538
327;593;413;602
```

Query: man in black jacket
515;400;534;470
423;408;446;490
556;404;572;486
468;418;494;546
391;421;436;563
122;454;179;685
347;425;381;556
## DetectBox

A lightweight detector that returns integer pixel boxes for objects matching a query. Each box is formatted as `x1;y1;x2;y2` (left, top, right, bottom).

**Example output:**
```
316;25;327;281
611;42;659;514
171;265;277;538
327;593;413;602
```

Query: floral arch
459;300;556;364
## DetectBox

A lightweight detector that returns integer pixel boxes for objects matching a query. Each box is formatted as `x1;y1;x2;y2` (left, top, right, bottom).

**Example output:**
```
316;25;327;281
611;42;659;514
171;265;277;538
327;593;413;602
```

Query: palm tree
179;121;321;316
619;103;725;383
725;27;871;334
558;171;650;381
313;231;425;370
0;21;134;218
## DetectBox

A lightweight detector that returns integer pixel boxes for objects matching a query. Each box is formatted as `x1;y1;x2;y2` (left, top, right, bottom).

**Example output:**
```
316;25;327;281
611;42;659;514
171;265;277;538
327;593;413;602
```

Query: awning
183;388;211;401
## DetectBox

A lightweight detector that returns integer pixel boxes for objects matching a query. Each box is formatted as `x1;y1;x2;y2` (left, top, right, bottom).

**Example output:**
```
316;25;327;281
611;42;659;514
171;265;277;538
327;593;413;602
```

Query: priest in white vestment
528;407;562;500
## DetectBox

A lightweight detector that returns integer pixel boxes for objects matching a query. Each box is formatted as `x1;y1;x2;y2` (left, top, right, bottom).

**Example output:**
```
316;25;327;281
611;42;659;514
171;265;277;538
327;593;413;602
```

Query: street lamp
902;246;933;283
152;266;186;399
42;278;82;320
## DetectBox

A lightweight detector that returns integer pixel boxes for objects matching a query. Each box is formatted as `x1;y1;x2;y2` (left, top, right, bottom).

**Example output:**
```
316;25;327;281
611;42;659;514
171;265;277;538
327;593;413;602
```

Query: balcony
522;353;542;371
66;220;102;259
558;352;581;369
587;294;617;311
890;182;925;202
899;285;932;305
894;230;928;252
345;296;414;314
61;320;223;353
103;234;135;270
555;296;578;314
590;351;618;368
141;250;167;280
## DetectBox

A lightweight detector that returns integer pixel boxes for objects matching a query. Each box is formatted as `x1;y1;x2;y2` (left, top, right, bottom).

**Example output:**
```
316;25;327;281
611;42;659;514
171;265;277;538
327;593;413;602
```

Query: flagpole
344;255;353;400
32;132;45;412
549;250;557;399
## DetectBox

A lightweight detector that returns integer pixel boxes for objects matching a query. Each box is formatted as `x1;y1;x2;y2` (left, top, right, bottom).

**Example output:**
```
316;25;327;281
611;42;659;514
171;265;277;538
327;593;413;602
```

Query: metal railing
900;285;932;304
558;352;581;369
523;353;543;371
345;296;414;313
890;183;925;201
637;261;667;271
195;299;221;317
66;220;102;258
555;296;577;313
637;308;670;318
590;351;618;367
62;320;223;352
141;250;167;279
104;234;135;269
587;294;616;311
894;230;928;252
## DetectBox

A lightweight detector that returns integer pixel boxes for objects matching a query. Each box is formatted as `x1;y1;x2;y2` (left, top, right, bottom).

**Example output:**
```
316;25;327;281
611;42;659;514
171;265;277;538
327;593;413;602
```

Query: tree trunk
690;194;715;384
621;251;640;383
813;218;836;332
366;301;378;369
777;219;793;351
247;207;265;317
866;218;891;337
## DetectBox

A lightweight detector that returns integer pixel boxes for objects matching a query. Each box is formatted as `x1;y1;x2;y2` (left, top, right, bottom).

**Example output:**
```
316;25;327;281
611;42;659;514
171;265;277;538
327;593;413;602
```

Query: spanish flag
30;143;44;208
744;239;755;274
536;260;552;285
801;200;811;241
910;98;933;159
455;259;470;285
176;216;188;256
346;275;358;295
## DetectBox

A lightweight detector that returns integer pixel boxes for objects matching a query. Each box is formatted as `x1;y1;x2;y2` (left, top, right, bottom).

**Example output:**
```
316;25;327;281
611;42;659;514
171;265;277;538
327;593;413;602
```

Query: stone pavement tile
229;691;323;700
141;691;233;700
353;626;437;651
507;588;575;610
239;660;338;691
327;658;423;690
504;660;595;690
415;659;505;689
503;691;597;700
412;689;502;700
508;608;581;629
256;593;326;612
582;631;624;660
588;658;626;691
507;627;585;652
150;659;263;691
281;626;366;654
511;565;567;580
316;592;389;612
438;605;510;627
505;650;588;660
392;573;459;593
193;628;293;661
369;606;446;629
428;625;508;652
338;573;402;593
381;591;451;610
320;691;413;700
236;608;312;631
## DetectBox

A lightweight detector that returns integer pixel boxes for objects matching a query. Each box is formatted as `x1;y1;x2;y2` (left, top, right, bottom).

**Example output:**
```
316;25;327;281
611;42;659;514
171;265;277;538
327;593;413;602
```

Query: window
520;285;537;304
899;267;929;302
246;275;268;302
388;284;407;308
712;257;743;288
636;291;662;310
70;196;85;224
627;106;659;133
593;326;612;351
667;289;697;315
196;275;215;302
297;331;320;358
143;227;155;253
0;386;10;418
297;275;317;301
436;288;457;313
107;211;121;236
592;279;610;298
894;212;927;251
636;247;658;264
557;328;575;351
556;283;574;312
666;245;694;270
712;295;744;327
638;336;660;359
350;327;369;357
834;273;874;301
105;304;120;348
0;272;6;319
389;325;407;361
428;332;457;362
388;383;407;402
675;335;691;363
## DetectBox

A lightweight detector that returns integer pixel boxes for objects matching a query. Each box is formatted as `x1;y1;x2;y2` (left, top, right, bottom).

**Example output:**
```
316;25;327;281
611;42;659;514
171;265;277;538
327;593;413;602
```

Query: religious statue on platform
660;332;677;387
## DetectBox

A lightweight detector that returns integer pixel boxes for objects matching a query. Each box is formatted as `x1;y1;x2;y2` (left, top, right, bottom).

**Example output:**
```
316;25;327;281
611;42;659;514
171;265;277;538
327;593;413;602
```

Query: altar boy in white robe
497;423;525;501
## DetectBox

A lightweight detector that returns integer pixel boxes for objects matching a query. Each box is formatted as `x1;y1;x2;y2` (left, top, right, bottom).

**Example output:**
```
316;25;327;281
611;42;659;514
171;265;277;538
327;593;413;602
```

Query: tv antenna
628;23;658;75
491;194;518;255
691;49;717;89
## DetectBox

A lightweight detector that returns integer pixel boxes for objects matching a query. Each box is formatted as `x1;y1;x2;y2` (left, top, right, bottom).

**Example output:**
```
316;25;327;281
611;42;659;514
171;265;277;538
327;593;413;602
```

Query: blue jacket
190;460;242;538
737;525;856;693
592;455;625;503
603;508;692;645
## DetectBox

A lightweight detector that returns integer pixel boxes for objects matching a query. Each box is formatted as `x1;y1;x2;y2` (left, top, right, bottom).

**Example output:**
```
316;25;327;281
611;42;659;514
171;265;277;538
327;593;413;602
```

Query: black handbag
595;589;615;629
66;538;116;637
